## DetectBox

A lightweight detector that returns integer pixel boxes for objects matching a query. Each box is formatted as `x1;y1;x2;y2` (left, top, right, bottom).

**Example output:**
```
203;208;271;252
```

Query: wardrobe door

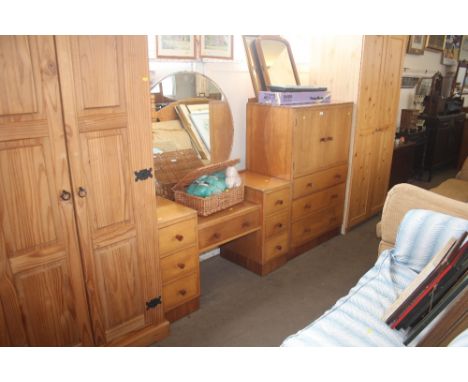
368;36;406;213
56;36;163;345
0;36;93;346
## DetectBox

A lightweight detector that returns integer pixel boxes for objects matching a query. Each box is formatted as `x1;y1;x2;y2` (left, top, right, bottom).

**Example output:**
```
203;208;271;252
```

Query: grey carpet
155;168;455;347
156;215;380;347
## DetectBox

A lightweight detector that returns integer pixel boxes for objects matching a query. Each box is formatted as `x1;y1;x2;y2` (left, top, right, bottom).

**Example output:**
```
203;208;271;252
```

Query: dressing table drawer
160;246;198;284
198;208;260;251
264;188;290;215
264;210;289;239
162;273;199;311
293;165;347;199
292;183;345;221
159;217;197;256
291;205;343;247
264;232;289;261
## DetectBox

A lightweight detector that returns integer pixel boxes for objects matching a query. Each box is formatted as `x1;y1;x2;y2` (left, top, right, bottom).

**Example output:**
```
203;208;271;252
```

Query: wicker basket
172;159;244;216
153;149;204;200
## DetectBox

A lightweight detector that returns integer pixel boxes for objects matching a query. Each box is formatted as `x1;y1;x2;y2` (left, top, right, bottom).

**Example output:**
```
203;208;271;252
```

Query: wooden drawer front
160;246;198;284
163;273;199;311
264;232;289;261
264;187;290;215
198;210;260;251
293;164;348;199
264;210;289;239
292;183;345;221
159;217;197;256
291;206;343;247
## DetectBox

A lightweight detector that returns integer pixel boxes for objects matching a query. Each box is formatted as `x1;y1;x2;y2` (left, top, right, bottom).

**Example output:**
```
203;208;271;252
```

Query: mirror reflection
150;71;233;164
255;36;299;89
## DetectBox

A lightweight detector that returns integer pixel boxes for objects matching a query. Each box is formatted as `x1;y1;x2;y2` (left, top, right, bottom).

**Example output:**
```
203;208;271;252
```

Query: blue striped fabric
281;210;468;347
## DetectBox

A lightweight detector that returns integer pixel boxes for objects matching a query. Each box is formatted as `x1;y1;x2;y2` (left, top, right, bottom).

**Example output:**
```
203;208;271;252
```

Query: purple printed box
258;91;331;105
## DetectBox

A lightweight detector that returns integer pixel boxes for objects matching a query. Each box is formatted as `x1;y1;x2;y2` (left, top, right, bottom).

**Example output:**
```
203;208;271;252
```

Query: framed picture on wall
199;35;233;59
156;35;196;59
459;36;468;61
425;35;446;52
442;35;462;66
407;36;426;55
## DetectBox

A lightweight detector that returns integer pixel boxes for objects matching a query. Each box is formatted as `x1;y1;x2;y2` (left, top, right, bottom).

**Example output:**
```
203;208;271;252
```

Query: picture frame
407;35;426;55
199;35;233;60
442;35;462;66
425;35;446;52
459;36;468;62
156;35;196;59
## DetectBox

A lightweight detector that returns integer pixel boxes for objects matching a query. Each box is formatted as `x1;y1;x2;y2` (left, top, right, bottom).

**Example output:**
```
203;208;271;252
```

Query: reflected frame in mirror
254;36;300;90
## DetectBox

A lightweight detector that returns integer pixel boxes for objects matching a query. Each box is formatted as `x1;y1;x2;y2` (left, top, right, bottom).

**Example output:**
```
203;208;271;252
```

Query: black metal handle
77;187;87;198
60;190;71;201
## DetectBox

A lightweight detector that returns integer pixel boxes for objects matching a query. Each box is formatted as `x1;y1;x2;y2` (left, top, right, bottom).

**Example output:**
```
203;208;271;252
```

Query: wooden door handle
175;234;184;241
177;263;185;269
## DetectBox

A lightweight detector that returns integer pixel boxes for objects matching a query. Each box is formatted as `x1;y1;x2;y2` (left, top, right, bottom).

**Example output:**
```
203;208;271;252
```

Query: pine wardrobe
0;36;168;346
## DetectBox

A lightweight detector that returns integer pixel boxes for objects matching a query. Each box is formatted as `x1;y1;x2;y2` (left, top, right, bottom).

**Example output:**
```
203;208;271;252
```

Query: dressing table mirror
150;71;234;165
254;36;300;89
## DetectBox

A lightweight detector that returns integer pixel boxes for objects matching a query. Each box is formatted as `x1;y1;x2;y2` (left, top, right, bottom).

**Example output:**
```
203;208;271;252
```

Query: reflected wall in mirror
150;71;234;198
255;36;300;89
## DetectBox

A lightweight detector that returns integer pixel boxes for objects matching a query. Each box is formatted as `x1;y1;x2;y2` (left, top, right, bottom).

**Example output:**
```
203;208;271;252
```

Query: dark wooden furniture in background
388;141;419;189
420;112;466;181
458;112;468;169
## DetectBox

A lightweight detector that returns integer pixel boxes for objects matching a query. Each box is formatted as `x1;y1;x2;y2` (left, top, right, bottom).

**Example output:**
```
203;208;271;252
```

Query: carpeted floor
155;168;456;347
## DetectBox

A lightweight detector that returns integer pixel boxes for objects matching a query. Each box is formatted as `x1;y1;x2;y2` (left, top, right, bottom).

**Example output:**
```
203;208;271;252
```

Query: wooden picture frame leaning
156;35;196;59
407;35;426;55
425;35;446;52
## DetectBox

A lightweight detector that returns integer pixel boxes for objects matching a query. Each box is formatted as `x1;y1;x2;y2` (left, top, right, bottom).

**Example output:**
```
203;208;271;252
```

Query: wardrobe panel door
0;36;93;346
56;36;163;345
355;36;385;134
347;130;374;227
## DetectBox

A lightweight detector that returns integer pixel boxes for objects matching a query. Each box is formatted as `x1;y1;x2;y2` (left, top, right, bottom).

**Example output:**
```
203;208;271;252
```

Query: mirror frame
254;36;300;90
452;60;468;95
151;72;234;163
242;35;266;96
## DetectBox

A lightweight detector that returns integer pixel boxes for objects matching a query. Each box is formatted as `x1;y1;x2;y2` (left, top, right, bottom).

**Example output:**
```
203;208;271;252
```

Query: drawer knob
275;223;283;229
306;182;313;188
175;234;184;241
304;204;311;210
275;245;282;251
327;136;334;141
334;174;341;180
320;137;327;142
242;221;250;228
178;289;187;296
331;194;338;199
177;263;186;269
275;200;284;206
212;232;221;240
60;190;71;201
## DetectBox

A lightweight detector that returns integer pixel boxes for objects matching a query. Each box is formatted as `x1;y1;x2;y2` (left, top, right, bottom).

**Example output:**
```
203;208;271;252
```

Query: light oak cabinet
347;35;407;228
246;102;352;256
221;172;291;275
0;36;168;346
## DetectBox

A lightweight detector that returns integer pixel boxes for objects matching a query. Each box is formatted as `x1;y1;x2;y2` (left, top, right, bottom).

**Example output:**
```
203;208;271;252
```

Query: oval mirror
150;71;233;164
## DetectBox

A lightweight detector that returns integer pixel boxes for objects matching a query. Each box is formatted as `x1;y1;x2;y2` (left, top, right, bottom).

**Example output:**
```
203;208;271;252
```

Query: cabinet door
56;36;163;345
293;105;352;177
0;36;92;346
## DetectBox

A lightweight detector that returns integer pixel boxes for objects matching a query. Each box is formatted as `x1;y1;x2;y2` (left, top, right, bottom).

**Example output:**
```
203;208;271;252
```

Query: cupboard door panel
0;36;93;346
56;36;163;345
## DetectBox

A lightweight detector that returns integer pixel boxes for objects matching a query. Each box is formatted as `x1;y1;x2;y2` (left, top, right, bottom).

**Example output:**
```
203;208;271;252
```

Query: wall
147;35;312;169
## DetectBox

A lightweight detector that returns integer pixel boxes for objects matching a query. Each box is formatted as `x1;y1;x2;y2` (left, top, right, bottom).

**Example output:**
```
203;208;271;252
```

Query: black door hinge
134;168;153;182
146;296;162;310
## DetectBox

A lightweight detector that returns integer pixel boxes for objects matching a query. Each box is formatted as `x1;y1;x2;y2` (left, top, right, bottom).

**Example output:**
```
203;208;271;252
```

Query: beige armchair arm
456;156;468;181
377;183;468;255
